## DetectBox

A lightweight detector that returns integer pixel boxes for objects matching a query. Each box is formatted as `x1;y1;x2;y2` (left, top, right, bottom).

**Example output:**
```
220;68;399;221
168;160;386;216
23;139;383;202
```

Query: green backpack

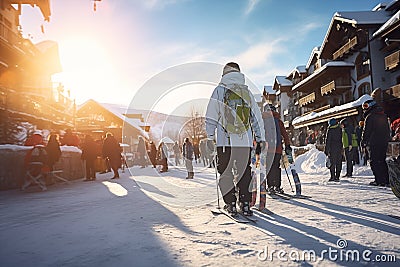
223;84;252;134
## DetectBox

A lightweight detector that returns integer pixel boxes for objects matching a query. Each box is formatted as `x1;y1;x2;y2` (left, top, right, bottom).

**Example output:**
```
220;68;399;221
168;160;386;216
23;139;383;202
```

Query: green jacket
342;130;358;148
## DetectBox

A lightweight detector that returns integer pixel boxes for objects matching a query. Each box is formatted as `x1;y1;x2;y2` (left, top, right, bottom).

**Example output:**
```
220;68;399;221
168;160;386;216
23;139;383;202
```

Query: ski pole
214;151;221;209
282;156;294;193
123;156;133;176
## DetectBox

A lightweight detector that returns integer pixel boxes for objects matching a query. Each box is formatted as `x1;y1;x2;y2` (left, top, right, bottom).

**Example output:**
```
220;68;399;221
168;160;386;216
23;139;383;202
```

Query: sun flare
52;36;118;103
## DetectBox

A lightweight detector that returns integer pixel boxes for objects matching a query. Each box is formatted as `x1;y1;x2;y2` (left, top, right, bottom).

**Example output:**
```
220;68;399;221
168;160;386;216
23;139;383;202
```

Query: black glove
285;145;292;155
285;145;293;164
255;141;266;155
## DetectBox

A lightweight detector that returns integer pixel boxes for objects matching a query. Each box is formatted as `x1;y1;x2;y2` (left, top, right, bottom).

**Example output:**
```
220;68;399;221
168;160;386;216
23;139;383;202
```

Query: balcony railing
385;50;400;71
0;86;74;126
321;81;335;95
333;36;358;60
390;84;400;98
299;92;316;107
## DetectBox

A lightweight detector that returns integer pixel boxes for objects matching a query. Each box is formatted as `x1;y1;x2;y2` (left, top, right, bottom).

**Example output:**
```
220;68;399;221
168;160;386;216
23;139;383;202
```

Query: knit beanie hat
328;118;337;126
222;62;240;76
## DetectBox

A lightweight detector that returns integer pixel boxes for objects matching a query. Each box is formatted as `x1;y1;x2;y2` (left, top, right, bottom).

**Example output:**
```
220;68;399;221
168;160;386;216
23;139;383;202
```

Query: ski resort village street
0;148;399;267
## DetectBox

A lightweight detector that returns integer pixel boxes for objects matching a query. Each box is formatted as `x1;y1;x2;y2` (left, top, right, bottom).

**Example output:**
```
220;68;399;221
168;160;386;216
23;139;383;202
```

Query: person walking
324;118;343;182
173;141;181;166
261;104;291;194
157;141;168;173
298;129;306;146
361;100;391;186
137;136;147;168
81;134;98;181
45;133;61;171
102;132;122;179
340;118;356;177
148;141;157;168
205;62;265;216
182;138;194;179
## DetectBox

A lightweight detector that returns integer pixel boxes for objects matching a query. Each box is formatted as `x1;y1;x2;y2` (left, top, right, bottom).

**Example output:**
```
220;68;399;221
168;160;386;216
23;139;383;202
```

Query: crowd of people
21;62;399;217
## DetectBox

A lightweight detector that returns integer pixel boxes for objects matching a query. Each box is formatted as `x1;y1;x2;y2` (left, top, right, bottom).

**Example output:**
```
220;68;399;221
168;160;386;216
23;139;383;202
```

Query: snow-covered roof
306;46;321;70
373;9;400;37
292;94;373;126
85;101;149;139
320;9;391;56
263;85;275;94
275;76;293;87
160;136;175;144
384;0;400;11
292;61;354;91
287;65;307;78
333;10;390;25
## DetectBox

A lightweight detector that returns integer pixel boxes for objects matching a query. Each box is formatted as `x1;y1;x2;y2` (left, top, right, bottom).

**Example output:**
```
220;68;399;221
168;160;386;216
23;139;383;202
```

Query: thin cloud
244;0;260;16
143;0;187;9
234;40;284;71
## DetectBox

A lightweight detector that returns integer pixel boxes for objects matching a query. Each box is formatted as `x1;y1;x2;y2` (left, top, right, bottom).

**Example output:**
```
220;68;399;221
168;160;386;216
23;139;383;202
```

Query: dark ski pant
85;159;96;179
344;148;353;176
217;147;252;204
266;153;282;188
329;151;342;180
369;144;389;184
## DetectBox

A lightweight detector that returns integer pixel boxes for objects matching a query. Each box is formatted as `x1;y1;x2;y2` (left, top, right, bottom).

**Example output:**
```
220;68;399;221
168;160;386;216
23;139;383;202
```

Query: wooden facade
76;99;149;152
0;1;74;143
270;3;400;136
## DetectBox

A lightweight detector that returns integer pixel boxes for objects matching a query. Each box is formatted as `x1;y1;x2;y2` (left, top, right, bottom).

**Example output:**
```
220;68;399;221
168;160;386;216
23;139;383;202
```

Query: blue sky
20;0;383;112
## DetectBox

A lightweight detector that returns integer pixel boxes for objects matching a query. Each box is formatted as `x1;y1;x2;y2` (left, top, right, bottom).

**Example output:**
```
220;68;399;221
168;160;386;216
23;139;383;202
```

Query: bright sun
52;36;118;104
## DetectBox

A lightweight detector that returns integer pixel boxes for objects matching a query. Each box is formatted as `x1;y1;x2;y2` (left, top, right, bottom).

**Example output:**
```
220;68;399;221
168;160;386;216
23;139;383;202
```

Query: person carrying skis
324;118;343;182
361;99;390;186
205;62;265;216
260;104;291;194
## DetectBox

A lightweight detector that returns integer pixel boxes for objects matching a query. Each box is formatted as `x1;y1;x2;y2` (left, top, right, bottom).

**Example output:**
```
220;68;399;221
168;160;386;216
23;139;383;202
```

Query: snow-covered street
1;148;399;267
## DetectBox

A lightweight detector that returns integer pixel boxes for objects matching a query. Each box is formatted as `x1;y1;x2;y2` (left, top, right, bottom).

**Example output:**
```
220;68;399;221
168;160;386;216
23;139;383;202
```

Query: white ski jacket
205;71;265;148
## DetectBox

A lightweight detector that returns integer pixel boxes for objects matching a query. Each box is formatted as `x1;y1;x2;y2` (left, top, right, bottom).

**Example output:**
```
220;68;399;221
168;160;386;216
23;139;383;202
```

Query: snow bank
293;144;374;177
294;145;329;175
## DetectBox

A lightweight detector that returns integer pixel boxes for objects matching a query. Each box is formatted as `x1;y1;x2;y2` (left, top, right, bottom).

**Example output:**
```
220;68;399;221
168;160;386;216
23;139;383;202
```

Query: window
356;52;370;80
357;82;371;97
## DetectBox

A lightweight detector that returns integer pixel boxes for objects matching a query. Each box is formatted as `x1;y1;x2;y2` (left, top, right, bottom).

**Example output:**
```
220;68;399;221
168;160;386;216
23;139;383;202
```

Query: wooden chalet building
76;99;149;153
268;2;400;145
0;0;74;144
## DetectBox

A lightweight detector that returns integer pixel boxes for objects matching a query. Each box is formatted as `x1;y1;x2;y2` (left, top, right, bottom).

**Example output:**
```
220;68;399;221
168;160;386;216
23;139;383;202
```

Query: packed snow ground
0;147;399;267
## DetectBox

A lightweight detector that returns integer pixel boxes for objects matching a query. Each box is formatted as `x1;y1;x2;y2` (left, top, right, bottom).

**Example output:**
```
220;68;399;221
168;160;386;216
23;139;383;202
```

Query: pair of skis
211;208;257;224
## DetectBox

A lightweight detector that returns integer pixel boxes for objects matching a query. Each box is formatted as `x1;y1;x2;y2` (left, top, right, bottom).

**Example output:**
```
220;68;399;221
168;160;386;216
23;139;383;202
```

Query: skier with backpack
205;62;265;216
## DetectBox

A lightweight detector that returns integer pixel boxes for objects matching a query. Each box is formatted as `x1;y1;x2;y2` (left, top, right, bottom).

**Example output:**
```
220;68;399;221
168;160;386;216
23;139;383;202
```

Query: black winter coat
324;125;342;156
361;106;390;147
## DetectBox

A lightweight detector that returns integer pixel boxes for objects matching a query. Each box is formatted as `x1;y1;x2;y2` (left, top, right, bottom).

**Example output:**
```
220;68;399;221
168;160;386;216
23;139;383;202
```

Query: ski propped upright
211;208;250;224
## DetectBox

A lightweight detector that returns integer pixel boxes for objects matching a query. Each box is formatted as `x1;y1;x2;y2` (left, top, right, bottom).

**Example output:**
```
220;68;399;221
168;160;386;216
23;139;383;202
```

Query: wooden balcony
333;36;358;60
299;92;316;107
390;84;400;98
320;80;351;96
0;86;74;127
385;50;400;71
321;81;335;95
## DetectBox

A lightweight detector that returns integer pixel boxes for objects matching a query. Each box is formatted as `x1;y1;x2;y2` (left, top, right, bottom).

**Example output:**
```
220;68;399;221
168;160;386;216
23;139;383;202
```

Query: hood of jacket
219;71;245;88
